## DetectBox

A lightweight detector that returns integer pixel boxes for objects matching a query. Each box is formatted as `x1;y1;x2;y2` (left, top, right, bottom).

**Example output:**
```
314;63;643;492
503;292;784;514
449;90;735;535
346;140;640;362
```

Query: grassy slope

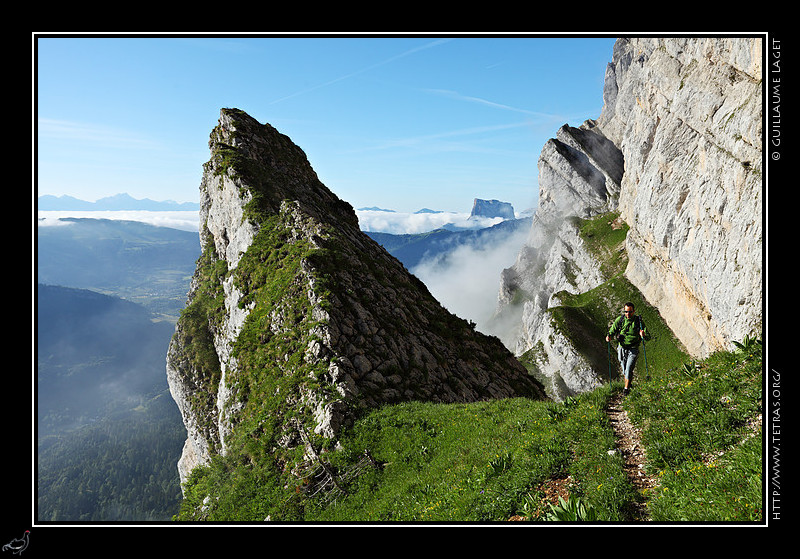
304;342;762;523
307;387;636;522
304;213;761;523
547;214;690;386
175;211;762;523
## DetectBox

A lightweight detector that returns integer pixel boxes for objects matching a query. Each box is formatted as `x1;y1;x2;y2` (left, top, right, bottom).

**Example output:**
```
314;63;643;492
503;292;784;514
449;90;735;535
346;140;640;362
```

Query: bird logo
2;531;29;555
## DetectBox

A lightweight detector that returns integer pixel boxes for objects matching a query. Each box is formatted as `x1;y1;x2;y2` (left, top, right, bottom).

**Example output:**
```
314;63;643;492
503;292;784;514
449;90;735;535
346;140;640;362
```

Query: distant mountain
357;206;395;212
37;284;176;436
469;198;515;220
38;193;200;211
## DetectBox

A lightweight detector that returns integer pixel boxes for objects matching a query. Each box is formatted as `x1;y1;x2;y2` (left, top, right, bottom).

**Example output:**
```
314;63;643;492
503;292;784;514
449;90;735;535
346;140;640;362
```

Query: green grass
294;343;761;524
293;385;640;522
173;325;763;524
175;384;639;522
625;341;763;521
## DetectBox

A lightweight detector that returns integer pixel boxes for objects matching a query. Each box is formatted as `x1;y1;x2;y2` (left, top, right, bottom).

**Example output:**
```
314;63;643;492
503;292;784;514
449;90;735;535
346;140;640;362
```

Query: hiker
606;302;647;396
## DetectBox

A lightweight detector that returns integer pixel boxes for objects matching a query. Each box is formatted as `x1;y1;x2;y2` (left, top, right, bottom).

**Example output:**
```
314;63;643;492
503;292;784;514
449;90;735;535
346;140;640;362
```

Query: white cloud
37;211;200;232
411;223;528;337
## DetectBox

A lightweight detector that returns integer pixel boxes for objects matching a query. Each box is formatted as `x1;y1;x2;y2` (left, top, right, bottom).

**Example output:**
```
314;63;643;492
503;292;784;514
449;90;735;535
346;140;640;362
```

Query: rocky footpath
166;108;546;487
494;37;762;399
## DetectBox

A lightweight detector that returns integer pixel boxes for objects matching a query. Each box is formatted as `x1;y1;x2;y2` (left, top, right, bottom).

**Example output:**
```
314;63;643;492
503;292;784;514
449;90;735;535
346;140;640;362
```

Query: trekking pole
641;335;649;377
638;316;649;378
607;340;613;383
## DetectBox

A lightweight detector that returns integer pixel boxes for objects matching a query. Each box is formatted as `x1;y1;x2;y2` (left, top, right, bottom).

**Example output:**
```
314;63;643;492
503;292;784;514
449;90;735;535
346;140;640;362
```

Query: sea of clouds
36;209;510;236
37;210;202;232
355;209;507;234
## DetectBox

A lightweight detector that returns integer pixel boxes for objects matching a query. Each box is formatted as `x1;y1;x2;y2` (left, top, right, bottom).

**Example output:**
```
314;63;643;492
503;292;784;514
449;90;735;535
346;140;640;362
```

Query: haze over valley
35;193;527;521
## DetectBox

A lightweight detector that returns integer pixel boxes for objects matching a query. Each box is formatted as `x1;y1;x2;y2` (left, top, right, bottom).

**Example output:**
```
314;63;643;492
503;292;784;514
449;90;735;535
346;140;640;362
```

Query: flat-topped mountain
470;198;515;220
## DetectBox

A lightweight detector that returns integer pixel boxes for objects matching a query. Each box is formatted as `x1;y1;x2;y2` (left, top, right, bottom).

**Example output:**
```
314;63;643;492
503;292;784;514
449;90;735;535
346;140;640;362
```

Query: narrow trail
606;391;659;521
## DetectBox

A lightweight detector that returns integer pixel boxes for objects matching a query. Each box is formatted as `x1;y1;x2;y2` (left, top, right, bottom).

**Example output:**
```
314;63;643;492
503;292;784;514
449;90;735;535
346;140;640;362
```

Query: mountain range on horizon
38;192;528;219
37;192;201;211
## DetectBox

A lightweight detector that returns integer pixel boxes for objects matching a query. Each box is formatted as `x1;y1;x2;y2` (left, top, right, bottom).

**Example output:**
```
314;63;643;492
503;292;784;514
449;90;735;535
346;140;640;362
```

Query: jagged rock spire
167;108;546;488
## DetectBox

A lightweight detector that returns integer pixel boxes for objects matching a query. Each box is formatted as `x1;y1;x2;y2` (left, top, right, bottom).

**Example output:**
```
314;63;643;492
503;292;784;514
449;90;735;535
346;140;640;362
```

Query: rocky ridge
494;37;762;399
166;108;545;487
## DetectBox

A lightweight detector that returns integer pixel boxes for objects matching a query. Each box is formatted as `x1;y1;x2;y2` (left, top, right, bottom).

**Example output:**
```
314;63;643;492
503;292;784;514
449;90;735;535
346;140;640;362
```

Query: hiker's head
623;303;635;316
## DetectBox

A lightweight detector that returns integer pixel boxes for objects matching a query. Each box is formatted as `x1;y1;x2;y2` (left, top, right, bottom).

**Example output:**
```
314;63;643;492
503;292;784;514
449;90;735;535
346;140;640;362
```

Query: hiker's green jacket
608;314;647;348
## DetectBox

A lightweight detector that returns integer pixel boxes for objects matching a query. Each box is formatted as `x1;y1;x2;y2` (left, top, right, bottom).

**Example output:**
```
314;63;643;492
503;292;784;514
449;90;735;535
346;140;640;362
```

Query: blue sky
36;34;617;215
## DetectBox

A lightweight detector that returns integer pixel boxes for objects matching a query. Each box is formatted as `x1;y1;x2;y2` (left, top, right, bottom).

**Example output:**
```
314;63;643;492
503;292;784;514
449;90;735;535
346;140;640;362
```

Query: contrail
268;38;454;105
424;89;564;121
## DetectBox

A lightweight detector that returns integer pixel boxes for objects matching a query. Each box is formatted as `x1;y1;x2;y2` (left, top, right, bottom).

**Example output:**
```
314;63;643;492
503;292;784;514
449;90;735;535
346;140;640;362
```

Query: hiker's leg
625;349;638;391
618;346;638;393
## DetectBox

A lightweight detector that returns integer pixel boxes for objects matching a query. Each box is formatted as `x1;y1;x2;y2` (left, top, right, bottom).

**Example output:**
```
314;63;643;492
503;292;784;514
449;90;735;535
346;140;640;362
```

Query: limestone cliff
166;108;545;487
494;37;762;399
601;38;762;357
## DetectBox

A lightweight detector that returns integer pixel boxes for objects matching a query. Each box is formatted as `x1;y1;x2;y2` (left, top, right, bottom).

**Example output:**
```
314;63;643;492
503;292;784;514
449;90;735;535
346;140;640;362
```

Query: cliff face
166;108;545;487
495;37;762;398
494;121;625;399
600;38;762;357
